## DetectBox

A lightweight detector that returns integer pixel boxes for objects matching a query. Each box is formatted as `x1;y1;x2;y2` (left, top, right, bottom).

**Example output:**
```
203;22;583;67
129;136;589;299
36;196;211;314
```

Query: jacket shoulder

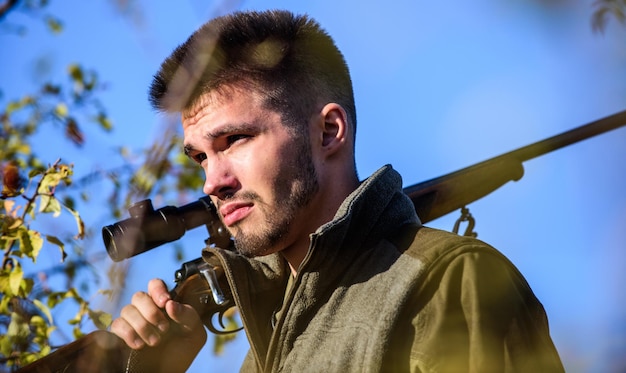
399;225;512;270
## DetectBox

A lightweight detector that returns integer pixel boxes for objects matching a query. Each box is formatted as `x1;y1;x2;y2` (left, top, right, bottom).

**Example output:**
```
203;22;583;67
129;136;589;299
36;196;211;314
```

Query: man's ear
319;103;349;156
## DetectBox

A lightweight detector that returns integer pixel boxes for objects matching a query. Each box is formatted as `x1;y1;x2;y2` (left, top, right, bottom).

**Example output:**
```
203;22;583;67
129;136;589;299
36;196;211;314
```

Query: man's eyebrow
207;122;260;138
182;122;262;156
183;144;195;156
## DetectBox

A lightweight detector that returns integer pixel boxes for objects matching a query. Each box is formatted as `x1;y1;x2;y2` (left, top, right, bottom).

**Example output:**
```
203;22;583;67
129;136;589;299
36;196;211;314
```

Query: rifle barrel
494;109;626;163
403;109;626;223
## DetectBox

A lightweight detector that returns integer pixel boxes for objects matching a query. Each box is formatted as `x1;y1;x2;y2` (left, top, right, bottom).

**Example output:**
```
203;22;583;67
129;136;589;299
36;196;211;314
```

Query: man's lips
219;202;254;226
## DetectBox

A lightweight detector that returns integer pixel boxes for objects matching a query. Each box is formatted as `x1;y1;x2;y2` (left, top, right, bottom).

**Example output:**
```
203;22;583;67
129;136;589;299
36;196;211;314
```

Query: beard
221;140;319;257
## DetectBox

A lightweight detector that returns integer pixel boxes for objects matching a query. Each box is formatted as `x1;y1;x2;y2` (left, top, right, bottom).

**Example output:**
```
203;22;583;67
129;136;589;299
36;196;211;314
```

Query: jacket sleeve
408;248;564;373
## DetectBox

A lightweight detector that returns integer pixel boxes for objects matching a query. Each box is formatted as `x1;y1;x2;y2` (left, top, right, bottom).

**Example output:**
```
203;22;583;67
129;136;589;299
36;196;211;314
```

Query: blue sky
2;0;626;371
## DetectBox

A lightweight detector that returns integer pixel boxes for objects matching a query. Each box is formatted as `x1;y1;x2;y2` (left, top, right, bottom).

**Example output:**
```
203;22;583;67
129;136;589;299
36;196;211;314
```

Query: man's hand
110;278;207;372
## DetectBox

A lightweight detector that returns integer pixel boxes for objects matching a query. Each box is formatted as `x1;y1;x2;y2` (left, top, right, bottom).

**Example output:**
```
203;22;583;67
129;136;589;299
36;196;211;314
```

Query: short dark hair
149;10;356;136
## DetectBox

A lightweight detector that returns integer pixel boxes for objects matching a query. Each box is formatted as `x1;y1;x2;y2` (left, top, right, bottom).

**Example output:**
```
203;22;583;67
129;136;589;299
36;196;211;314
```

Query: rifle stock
15;331;129;373
404;157;524;223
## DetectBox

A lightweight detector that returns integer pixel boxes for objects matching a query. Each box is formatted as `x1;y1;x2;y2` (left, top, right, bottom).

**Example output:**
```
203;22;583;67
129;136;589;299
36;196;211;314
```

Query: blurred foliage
592;0;626;32
0;0;209;371
0;159;110;368
0;53;116;368
0;0;64;35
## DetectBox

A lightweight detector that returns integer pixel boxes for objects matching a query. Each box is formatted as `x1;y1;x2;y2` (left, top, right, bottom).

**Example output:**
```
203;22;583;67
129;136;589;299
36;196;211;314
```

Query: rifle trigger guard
453;206;478;238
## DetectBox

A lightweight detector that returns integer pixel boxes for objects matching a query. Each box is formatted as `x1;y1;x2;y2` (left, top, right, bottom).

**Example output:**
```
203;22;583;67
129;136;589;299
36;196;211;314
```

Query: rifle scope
102;196;219;261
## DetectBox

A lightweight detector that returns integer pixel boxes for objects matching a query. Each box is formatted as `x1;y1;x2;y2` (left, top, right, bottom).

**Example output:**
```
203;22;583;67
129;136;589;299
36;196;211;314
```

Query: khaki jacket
203;165;564;372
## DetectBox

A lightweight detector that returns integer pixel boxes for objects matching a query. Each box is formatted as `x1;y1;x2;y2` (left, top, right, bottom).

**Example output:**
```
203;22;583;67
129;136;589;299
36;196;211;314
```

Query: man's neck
281;174;360;277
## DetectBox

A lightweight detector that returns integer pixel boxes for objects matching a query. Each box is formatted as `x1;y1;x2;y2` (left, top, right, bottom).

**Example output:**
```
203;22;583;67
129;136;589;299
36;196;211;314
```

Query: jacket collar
298;164;421;275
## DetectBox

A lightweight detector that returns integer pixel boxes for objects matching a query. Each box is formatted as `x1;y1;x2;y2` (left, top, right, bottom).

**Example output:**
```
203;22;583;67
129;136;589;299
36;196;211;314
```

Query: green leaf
30;315;46;327
96;112;113;131
7;217;23;230
64;288;80;300
17;143;32;156
73;326;84;339
33;299;54;325
6;96;33;114
0;272;10;296
43;83;61;94
7;312;31;340
55;102;68;118
9;265;23;296
0;334;12;358
19;228;43;261
30;230;43;259
68;64;83;83
0;294;10;313
39;194;62;217
88;309;112;330
98;289;114;300
46;16;64;34
63;205;85;239
47;291;65;308
46;235;67;261
22;277;34;295
6;100;21;114
63;195;76;210
38;166;72;195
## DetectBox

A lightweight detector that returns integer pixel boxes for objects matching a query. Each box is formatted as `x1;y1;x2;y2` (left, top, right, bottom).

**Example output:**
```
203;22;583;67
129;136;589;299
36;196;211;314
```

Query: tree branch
0;0;20;21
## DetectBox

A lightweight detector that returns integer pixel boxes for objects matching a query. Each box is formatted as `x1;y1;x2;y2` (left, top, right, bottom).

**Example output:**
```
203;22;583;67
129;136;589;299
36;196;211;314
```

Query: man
111;10;564;372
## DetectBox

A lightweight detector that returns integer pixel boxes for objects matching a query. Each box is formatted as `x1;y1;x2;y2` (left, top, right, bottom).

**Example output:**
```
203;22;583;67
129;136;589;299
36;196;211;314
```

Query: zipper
263;234;319;372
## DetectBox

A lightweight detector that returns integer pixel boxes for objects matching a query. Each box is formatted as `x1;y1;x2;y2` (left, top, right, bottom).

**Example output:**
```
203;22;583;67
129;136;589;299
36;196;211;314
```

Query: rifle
405;109;626;234
16;110;626;372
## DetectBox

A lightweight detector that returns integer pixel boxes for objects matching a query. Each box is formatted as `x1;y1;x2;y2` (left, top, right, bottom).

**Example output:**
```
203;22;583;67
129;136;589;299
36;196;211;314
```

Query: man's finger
110;316;146;350
164;300;206;337
120;295;166;346
147;278;171;308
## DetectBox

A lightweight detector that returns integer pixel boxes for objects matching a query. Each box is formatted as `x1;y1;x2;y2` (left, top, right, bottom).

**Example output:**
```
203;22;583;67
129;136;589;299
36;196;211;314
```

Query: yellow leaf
64;205;85;239
7;312;31;340
30;230;43;259
33;299;54;325
17;143;31;155
73;326;84;339
0;335;11;358
19;228;43;261
89;310;112;330
3;200;16;216
55;103;68;118
9;265;23;296
39;195;61;217
68;64;83;82
46;235;67;262
46;16;63;34
8;218;24;230
97;113;113;131
0;295;10;313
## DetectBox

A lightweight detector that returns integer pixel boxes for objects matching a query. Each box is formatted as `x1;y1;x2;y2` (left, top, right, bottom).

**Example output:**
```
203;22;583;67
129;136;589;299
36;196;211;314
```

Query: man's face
182;88;319;257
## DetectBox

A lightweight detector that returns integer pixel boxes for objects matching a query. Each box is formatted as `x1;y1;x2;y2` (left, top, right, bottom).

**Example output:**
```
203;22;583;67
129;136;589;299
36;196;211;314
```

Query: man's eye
227;134;250;145
193;153;207;163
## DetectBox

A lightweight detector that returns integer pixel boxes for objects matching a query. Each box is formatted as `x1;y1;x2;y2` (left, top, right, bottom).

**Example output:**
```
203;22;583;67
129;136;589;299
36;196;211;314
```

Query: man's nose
202;160;238;199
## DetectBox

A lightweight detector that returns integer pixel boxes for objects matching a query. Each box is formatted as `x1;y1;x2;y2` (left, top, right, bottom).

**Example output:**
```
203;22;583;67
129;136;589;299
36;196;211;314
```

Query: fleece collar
297;164;421;275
